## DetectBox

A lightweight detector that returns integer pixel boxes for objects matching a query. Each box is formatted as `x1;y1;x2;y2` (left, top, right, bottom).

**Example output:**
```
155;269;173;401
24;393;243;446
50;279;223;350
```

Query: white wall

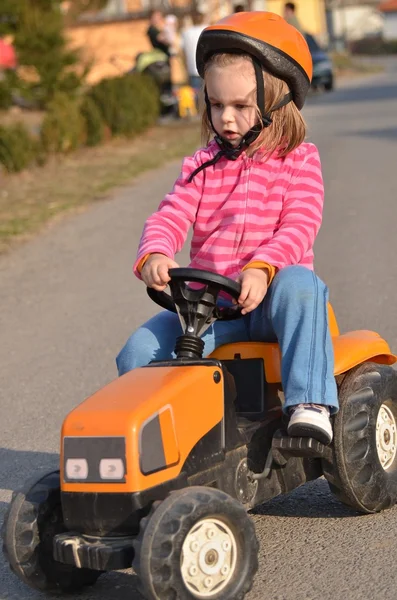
197;0;267;20
384;12;397;40
251;0;267;10
331;6;384;41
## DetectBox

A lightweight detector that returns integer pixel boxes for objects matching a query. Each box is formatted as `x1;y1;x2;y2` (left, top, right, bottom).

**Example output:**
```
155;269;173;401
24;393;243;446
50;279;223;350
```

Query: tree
1;0;85;108
0;0;19;36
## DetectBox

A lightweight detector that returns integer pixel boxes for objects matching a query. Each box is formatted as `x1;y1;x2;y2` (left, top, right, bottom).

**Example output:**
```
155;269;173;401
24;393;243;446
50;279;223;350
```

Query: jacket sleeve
242;261;277;283
133;153;205;278
248;145;324;269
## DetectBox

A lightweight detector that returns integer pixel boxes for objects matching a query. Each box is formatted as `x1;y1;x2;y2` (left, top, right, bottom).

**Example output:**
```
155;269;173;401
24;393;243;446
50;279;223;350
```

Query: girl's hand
141;253;179;291
236;268;269;315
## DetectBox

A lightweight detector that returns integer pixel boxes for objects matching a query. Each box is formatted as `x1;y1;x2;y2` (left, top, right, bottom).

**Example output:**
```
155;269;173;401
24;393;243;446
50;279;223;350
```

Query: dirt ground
0;119;201;254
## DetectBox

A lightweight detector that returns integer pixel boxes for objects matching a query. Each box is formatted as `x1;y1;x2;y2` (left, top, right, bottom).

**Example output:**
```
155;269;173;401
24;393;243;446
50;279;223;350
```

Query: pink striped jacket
134;140;324;280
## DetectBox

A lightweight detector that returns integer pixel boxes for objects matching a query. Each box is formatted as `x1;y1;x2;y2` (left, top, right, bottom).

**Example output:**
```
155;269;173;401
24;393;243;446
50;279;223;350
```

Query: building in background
379;0;397;40
267;0;385;48
66;0;267;84
266;0;327;39
324;0;384;49
69;0;387;85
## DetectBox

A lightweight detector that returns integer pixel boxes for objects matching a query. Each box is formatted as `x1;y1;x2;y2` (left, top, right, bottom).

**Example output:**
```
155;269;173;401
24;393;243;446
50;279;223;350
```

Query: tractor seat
209;305;397;384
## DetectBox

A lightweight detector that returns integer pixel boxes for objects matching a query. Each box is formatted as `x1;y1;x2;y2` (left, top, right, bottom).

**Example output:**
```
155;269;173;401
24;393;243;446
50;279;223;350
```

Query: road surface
1;60;396;599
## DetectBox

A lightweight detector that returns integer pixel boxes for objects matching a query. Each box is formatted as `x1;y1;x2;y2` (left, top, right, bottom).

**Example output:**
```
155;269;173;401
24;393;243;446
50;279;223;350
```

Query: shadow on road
307;82;397;106
0;450;144;600
0;500;9;515
251;478;360;519
0;447;59;495
0;568;144;600
74;572;143;600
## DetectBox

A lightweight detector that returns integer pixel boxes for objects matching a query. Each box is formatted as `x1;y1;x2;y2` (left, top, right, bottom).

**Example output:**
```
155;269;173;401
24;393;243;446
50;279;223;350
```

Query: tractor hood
61;362;224;494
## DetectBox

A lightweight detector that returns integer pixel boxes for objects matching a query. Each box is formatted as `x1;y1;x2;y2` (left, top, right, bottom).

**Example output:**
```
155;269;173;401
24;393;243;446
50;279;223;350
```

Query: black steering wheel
147;268;243;338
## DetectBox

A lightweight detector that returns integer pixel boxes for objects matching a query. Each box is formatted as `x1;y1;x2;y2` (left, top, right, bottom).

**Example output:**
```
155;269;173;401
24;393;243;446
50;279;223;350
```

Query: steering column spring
175;335;205;360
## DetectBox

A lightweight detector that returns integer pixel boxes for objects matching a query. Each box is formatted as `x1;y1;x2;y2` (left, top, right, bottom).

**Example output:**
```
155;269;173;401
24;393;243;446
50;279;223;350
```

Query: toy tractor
3;268;397;600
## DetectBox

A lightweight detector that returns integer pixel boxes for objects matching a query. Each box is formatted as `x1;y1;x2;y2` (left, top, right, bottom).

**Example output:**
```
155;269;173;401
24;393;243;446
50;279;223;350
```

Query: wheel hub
376;403;397;470
181;517;237;598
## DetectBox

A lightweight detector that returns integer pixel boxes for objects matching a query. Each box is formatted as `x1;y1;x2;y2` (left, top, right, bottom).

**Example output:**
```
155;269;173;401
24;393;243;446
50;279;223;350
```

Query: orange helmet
196;11;312;109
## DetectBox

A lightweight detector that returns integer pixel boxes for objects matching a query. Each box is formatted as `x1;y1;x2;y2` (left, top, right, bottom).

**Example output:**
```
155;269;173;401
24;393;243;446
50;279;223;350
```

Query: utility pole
339;0;349;51
324;0;336;50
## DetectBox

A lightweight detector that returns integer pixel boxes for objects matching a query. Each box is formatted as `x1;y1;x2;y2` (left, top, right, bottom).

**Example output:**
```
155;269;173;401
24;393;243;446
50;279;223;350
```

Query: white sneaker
288;403;333;445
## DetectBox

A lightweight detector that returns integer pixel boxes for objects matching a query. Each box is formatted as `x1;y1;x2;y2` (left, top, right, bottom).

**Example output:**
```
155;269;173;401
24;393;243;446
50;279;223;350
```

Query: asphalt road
1;60;397;600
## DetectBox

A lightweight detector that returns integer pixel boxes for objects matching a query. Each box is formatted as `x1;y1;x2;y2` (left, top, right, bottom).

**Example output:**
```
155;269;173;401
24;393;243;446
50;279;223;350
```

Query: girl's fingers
157;263;171;284
151;283;168;291
238;280;251;305
145;263;159;286
242;299;260;314
241;289;263;314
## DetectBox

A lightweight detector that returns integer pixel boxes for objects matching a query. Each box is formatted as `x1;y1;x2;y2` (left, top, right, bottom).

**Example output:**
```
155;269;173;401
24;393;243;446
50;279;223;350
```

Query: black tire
133;487;259;600
324;75;334;91
322;363;397;513
2;470;102;593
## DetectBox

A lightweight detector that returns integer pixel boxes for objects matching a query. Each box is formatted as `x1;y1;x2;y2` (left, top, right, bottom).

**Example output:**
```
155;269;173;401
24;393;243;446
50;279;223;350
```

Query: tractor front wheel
133;486;259;600
2;470;102;593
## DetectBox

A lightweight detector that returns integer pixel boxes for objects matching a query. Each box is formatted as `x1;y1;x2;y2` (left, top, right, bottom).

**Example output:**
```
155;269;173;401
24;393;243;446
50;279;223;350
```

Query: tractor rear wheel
323;362;397;513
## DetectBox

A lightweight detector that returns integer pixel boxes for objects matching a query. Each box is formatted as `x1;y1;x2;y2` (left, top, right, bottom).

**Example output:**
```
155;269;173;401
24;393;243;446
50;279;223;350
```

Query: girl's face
205;58;258;147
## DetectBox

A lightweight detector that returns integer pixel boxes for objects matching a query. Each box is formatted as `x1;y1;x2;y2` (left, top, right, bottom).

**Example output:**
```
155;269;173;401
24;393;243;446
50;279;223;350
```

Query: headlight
99;458;125;480
63;437;126;483
65;458;88;480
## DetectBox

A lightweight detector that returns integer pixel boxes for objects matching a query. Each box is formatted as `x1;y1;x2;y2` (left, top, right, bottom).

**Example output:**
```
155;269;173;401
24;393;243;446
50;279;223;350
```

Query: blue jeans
116;266;338;413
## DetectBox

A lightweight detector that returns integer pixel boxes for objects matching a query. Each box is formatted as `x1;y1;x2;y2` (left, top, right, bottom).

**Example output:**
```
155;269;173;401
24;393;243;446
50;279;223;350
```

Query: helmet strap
188;60;293;182
204;56;293;147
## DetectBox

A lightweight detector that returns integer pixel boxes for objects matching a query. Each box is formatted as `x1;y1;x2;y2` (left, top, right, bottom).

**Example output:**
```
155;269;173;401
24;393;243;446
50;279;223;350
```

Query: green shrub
350;37;397;55
129;73;161;131
0;81;13;110
89;72;160;138
0;122;35;173
80;95;104;147
385;40;397;54
40;92;84;154
6;0;84;108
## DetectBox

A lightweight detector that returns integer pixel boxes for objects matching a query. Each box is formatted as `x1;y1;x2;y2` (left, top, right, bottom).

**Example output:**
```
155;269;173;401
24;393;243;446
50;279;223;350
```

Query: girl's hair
201;53;306;159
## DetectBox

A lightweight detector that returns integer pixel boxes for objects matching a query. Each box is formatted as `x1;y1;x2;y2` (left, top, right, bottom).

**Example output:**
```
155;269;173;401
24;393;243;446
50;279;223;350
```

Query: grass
0;119;201;254
332;52;384;76
0;53;383;255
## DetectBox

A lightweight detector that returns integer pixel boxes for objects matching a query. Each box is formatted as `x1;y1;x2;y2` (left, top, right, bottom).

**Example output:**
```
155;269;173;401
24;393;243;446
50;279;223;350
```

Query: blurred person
146;8;175;105
176;85;197;118
283;2;303;33
180;11;208;94
116;12;338;445
163;14;178;55
147;10;171;57
0;34;17;80
134;48;178;117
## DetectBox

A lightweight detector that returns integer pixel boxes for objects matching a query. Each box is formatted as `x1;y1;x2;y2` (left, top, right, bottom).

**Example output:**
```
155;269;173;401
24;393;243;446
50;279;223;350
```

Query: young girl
117;11;338;444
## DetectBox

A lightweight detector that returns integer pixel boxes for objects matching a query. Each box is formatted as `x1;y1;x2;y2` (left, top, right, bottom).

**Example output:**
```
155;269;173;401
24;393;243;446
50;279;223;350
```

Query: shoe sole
288;422;332;445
